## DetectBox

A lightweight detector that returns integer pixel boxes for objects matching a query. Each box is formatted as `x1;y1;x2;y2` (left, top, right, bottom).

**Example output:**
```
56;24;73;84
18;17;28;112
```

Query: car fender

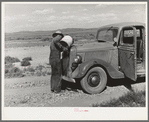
72;59;124;79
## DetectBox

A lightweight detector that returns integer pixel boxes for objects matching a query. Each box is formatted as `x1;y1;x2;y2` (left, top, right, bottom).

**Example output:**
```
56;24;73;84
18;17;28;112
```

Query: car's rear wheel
80;67;107;94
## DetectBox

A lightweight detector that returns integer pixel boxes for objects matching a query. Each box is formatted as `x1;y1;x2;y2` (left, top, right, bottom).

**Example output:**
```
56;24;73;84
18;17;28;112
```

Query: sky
4;2;147;33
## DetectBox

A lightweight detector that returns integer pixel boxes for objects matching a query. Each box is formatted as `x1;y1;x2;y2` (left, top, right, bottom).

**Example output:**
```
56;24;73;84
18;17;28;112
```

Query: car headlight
74;55;82;64
71;55;82;71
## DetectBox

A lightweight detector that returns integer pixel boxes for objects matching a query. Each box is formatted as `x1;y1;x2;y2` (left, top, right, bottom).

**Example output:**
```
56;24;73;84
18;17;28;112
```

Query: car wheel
80;67;107;94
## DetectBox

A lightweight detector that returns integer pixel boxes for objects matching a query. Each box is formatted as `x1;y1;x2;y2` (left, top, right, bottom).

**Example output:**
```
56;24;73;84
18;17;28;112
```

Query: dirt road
4;76;146;107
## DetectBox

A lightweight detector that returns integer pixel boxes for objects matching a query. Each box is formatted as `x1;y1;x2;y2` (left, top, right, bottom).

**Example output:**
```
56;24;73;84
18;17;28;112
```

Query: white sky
4;2;146;33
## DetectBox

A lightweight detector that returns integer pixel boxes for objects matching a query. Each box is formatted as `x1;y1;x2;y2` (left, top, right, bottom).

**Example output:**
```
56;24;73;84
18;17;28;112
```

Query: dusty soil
5;46;50;67
4;44;146;107
4;76;145;107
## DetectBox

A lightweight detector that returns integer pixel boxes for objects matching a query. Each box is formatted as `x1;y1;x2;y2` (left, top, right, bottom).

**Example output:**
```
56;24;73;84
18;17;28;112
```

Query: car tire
80;67;107;94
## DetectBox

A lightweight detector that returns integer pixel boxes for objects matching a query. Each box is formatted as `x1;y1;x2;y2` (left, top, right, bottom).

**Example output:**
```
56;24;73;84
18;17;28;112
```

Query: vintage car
62;22;146;94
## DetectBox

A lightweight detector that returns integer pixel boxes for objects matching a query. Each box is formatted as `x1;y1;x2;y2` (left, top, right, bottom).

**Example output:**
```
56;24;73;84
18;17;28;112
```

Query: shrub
27;67;35;72
5;63;14;69
35;71;42;76
5;69;9;74
5;63;51;78
5;65;24;78
21;60;31;66
5;56;20;64
23;66;35;72
22;57;32;61
35;65;45;71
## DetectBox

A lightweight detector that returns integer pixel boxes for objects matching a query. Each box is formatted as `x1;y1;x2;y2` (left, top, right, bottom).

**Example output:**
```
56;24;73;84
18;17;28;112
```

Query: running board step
62;76;76;83
137;69;145;75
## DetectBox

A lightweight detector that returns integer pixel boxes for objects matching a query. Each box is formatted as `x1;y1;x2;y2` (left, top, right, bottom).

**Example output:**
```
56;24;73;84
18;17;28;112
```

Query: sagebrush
21;60;31;66
5;64;24;78
22;57;32;61
5;56;20;64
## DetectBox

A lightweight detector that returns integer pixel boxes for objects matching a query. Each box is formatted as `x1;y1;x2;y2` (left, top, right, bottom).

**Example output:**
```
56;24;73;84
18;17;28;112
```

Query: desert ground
5;45;49;67
4;40;146;107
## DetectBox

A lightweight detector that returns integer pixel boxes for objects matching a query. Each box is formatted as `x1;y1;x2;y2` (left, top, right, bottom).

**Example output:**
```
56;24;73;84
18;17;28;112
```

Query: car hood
76;41;115;53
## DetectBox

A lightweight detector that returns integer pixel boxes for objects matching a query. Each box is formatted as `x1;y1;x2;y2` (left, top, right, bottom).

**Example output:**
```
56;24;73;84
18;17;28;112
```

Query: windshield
97;28;118;42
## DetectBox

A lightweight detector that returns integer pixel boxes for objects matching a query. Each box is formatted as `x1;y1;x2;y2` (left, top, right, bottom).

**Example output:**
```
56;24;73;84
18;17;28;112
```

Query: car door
118;26;137;81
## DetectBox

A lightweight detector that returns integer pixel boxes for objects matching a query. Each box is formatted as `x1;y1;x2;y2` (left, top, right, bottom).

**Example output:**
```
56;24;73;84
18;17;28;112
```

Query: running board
62;76;76;83
137;69;145;74
137;69;145;77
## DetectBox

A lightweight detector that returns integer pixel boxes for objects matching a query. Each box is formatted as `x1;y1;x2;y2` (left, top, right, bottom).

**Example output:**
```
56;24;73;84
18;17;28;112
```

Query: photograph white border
2;1;148;120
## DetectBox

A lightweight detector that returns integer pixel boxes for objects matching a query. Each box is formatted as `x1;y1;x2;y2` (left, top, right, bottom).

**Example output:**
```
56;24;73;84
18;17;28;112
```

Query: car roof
98;22;145;29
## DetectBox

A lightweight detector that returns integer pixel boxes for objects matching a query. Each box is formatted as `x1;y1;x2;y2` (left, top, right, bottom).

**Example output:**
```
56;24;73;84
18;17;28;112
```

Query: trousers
50;58;62;92
61;56;69;76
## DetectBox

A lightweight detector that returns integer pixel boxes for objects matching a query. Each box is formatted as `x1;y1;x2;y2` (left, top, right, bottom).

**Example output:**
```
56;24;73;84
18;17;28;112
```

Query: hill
5;28;98;41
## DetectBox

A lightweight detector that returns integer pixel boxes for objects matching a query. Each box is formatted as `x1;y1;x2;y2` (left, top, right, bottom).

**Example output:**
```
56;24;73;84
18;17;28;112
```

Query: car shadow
107;77;145;91
62;77;145;93
61;79;83;92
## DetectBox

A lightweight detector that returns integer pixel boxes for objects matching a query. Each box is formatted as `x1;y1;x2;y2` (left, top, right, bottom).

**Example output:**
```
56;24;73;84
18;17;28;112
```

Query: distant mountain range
5;28;98;35
5;28;99;41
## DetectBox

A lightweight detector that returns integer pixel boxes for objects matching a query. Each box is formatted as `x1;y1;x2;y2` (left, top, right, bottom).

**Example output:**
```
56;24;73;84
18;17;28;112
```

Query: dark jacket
50;35;68;62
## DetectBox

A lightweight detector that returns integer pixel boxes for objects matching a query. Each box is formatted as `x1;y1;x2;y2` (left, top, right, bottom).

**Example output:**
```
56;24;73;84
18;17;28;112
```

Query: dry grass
5;64;24;78
5;28;98;41
5;64;51;78
5;56;51;78
92;90;145;107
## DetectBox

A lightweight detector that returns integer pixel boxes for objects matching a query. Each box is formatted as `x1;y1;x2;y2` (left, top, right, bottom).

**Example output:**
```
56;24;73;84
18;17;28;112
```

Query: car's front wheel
80;67;107;94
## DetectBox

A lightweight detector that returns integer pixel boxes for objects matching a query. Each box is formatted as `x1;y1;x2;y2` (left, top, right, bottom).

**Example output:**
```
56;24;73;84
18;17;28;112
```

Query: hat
61;35;74;47
52;31;64;38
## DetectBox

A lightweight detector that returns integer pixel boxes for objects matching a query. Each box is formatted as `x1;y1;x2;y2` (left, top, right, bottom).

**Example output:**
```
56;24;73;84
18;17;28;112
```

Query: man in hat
49;31;69;93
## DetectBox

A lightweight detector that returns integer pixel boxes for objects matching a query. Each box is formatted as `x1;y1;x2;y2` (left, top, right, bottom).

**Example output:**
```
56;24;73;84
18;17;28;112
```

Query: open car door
118;26;137;81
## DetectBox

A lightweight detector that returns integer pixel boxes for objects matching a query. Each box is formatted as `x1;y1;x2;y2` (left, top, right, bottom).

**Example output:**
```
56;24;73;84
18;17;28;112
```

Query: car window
97;29;118;42
124;29;140;38
122;29;140;44
123;29;134;44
